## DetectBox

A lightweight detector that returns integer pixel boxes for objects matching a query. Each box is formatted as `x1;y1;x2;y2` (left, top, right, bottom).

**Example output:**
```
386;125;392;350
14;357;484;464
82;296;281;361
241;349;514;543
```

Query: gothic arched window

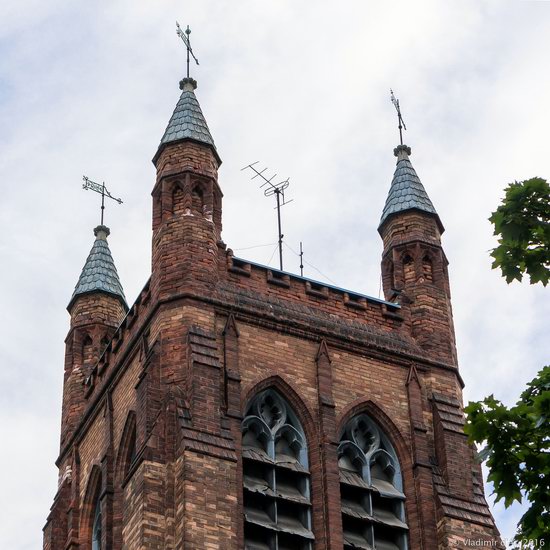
116;411;137;482
91;496;102;550
172;184;186;216
191;185;204;214
82;335;94;366
422;255;433;283
338;414;408;549
403;255;415;285
242;389;313;550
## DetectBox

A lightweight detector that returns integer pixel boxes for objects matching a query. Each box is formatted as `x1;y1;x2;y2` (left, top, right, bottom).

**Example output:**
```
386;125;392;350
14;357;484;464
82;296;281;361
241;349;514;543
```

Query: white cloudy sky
1;1;549;547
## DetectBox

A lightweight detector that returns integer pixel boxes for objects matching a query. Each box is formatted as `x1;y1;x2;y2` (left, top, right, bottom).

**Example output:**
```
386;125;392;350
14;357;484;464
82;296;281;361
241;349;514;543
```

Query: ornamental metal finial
82;176;123;226
390;89;407;146
176;22;199;79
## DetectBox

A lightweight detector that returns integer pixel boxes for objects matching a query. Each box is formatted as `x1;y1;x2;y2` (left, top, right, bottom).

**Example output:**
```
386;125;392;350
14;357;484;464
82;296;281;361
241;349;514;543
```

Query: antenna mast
82;176;123;226
390;89;407;145
176;22;199;78
242;162;293;271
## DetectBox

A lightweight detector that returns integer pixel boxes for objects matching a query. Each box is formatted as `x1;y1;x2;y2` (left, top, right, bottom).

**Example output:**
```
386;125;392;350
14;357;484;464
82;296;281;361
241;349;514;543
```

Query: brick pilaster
315;340;343;550
406;364;438;549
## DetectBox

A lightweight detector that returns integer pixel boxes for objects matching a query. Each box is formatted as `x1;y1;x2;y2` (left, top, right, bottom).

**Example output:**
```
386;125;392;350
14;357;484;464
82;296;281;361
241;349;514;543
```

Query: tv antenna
242;162;293;271
82;176;123;226
176;22;199;78
299;241;304;277
390;89;407;145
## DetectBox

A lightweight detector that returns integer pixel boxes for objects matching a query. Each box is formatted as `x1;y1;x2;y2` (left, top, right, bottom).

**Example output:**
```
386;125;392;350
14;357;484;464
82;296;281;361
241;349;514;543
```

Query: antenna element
242;162;293;271
82;176;123;226
390;89;407;145
176;22;199;79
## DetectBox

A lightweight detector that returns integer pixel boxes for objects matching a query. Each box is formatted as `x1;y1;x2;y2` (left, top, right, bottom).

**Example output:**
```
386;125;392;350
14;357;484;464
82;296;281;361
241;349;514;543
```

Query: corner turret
379;145;456;365
150;77;223;299
60;226;127;446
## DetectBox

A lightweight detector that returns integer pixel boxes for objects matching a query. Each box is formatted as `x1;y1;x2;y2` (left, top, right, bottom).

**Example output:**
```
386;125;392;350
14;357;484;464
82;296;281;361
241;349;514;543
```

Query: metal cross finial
82;176;123;226
176;22;199;78
390;89;407;145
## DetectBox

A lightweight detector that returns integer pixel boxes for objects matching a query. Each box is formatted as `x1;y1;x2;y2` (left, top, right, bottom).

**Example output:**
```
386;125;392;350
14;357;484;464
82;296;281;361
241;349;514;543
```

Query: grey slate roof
379;145;441;230
159;80;216;149
69;226;127;310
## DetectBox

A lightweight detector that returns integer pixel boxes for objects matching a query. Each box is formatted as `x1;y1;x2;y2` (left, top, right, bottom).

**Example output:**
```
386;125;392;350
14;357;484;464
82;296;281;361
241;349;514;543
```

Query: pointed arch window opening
402;254;415;285
91;496;102;550
191;184;204;214
82;335;94;368
172;185;186;217
241;389;313;550
338;414;408;550
422;255;433;283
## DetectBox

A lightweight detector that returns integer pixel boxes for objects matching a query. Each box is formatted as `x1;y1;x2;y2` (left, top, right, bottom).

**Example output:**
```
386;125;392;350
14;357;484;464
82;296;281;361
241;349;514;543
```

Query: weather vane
82;176;123;226
176;22;199;78
242;162;293;271
390;89;407;145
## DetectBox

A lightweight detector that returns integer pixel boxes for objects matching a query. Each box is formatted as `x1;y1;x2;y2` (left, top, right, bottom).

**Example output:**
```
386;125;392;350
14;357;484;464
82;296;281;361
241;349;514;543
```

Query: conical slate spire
378;145;443;232
68;225;127;311
154;77;220;163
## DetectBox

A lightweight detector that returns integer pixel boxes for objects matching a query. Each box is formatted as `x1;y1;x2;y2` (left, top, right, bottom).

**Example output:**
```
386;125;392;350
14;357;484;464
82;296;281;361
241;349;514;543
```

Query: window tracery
338;414;408;549
91;497;102;550
242;389;313;550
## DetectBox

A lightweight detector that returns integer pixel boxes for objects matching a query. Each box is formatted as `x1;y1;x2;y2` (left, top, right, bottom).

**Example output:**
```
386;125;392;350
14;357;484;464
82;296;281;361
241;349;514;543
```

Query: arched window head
338;413;408;550
92;497;102;550
242;389;313;549
116;411;137;482
191;185;204;214
387;260;395;289
82;335;94;366
100;336;109;356
402;254;415;285
422;255;433;283
172;184;186;216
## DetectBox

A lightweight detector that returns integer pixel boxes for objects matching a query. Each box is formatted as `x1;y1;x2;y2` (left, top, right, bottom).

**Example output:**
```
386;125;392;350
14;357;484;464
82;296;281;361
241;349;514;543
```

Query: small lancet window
338;414;408;550
422;255;433;283
82;335;94;366
91;497;102;550
191;185;204;214
403;255;415;285
172;185;186;216
241;389;313;550
387;260;395;289
100;336;109;356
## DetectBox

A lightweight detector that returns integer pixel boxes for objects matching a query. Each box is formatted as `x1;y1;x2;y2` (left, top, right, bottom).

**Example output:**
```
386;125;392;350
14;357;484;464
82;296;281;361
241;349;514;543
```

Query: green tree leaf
465;366;550;544
489;178;550;286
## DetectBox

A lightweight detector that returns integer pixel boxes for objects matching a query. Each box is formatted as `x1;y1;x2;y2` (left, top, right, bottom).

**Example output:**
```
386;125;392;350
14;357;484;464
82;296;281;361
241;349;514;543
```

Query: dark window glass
339;414;408;550
92;497;102;550
242;390;313;550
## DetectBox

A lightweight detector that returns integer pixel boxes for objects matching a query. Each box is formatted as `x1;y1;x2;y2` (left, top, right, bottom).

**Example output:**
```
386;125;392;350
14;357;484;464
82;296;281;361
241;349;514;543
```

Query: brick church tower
44;70;503;549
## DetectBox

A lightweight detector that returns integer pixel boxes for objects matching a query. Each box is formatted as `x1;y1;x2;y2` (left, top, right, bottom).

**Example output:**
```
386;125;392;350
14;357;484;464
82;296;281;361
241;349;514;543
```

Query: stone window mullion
242;390;314;550
339;415;408;550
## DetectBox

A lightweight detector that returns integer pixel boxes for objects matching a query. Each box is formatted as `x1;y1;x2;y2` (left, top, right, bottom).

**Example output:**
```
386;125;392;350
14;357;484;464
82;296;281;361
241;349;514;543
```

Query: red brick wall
45;140;502;549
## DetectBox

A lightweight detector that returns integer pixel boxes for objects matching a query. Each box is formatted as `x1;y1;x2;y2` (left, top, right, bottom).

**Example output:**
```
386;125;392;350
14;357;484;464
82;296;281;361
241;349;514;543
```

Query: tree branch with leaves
490;177;550;286
465;177;550;545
